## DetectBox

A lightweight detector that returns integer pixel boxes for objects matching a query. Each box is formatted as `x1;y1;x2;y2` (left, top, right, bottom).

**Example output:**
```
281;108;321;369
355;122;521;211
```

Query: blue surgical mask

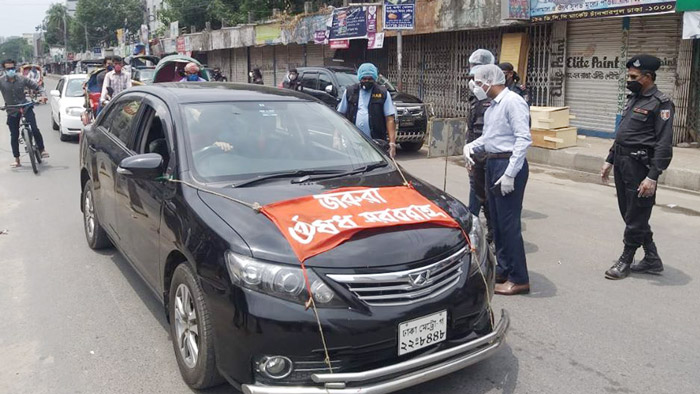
107;65;114;71
5;69;16;78
187;74;199;82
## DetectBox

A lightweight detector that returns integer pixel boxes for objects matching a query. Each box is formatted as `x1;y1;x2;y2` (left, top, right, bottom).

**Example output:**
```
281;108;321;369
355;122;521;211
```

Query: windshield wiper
231;169;345;188
290;162;388;184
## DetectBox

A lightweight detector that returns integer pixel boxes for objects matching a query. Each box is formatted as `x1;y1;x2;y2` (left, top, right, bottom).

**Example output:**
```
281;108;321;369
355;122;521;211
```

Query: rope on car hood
158;176;263;212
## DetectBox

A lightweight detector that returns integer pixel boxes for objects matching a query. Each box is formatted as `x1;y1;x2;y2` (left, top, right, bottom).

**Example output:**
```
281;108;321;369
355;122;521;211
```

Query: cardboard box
530;106;572;130
531;127;578;150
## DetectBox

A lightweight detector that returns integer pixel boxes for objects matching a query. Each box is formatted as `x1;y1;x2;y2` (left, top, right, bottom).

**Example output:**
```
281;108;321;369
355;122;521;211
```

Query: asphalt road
2;76;699;394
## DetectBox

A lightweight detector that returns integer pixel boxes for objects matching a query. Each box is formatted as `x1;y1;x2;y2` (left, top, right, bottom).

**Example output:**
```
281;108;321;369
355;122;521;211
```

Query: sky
0;0;56;38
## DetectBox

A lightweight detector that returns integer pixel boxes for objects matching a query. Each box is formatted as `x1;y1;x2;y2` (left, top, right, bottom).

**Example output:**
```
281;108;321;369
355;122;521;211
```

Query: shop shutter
306;43;326;66
232;47;248;83
566;19;624;135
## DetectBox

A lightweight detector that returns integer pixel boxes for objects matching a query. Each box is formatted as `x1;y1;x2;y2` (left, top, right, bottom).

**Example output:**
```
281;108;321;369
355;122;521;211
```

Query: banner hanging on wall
530;0;676;22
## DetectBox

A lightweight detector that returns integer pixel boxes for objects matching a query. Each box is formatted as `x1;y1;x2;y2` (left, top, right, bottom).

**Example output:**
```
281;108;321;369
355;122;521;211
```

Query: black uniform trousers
7;107;45;158
613;152;655;248
468;153;493;242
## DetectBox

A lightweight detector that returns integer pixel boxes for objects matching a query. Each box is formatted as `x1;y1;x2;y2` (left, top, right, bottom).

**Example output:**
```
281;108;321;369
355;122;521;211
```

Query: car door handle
88;144;97;152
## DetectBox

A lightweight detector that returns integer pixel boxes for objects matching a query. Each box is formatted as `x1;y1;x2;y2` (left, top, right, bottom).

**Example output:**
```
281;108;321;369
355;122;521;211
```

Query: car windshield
66;79;85;97
183;101;386;183
138;69;155;81
377;75;397;92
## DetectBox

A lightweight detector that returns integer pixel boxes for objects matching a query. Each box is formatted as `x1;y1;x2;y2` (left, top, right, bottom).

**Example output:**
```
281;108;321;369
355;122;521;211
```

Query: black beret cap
626;54;661;72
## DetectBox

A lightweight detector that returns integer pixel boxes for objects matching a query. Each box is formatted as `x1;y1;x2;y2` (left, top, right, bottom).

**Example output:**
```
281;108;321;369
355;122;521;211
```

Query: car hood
390;92;423;105
196;170;469;269
59;96;86;109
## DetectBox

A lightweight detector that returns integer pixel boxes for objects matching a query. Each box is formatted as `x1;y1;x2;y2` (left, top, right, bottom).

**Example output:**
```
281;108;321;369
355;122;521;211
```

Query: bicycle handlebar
0;101;36;111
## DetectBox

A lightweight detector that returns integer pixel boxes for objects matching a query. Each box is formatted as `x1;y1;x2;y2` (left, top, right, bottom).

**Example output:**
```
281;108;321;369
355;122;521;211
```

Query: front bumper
242;309;509;394
61;115;83;135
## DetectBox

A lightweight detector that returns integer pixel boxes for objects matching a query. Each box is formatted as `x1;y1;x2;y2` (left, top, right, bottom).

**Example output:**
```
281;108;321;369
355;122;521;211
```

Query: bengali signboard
530;0;676;22
384;0;416;30
329;6;367;40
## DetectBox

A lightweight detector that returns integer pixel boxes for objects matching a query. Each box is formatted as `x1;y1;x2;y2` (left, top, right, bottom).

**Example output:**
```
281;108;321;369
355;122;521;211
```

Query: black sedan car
79;83;508;393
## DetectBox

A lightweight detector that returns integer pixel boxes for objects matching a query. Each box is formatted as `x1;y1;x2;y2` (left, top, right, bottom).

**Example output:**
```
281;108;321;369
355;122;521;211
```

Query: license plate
398;310;447;356
400;119;415;127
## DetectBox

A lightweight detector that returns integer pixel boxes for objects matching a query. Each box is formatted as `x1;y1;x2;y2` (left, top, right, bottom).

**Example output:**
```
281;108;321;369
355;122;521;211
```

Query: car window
56;79;65;95
300;73;318;90
182;101;386;182
65;79;84;97
335;71;359;88
102;98;142;146
135;101;170;165
319;73;334;93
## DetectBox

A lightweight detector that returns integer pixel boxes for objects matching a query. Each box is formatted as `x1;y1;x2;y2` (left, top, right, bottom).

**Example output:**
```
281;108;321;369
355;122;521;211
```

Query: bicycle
1;102;42;174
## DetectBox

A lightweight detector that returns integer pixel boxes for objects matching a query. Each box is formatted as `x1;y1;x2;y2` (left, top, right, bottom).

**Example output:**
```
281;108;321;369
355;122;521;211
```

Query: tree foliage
74;0;144;47
0;38;35;63
43;3;71;48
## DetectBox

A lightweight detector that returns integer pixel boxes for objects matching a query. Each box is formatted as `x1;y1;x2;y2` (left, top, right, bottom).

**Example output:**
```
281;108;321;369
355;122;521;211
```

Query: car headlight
225;251;344;307
468;214;489;275
65;107;84;117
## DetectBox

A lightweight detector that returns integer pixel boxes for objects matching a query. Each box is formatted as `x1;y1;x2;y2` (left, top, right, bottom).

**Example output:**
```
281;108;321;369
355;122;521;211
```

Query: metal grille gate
528;23;552;107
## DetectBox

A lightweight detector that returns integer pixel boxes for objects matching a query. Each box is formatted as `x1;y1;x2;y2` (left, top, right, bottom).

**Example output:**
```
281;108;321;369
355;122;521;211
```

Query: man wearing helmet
180;62;206;82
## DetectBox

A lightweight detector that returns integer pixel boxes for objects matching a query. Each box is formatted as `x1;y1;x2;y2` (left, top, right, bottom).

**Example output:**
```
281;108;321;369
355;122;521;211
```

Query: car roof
129;82;318;104
64;74;88;79
297;66;356;73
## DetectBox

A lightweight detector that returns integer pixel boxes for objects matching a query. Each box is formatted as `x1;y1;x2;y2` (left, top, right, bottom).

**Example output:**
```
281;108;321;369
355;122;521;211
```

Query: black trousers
613;154;655;248
468;153;493;241
7;108;45;158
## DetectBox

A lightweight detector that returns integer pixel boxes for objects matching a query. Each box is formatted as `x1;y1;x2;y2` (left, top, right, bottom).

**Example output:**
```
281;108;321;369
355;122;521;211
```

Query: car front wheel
169;264;222;389
400;140;424;152
82;180;111;249
52;114;59;130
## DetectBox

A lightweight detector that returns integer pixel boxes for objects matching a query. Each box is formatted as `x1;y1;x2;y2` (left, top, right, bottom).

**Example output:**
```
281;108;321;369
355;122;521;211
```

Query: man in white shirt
100;57;131;106
464;64;532;296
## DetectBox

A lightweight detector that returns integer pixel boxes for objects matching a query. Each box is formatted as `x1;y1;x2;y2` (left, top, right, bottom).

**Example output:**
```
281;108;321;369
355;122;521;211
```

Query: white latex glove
463;144;475;170
389;142;397;159
495;174;515;196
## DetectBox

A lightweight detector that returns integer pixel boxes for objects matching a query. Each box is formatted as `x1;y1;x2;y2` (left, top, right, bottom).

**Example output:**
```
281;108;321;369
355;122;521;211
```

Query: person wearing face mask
464;64;532;296
466;49;496;246
100;57;131;106
249;68;264;85
0;59;49;168
283;68;301;91
336;62;397;158
498;62;530;105
179;62;206;82
600;55;674;280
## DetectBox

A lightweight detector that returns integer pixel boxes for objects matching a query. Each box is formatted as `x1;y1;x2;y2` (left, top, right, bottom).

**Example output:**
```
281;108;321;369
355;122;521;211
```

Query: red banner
261;186;460;262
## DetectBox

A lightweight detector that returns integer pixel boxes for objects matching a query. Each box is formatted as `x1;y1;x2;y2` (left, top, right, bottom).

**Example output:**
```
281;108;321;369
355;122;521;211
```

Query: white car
50;74;87;141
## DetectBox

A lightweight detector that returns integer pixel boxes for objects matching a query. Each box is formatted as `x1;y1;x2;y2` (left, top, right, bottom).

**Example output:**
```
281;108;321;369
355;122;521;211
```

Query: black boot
631;241;664;274
605;246;636;280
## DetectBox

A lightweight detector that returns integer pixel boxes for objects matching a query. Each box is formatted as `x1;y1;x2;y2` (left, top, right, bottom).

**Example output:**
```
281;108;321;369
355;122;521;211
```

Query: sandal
10;162;21;168
41;151;50;158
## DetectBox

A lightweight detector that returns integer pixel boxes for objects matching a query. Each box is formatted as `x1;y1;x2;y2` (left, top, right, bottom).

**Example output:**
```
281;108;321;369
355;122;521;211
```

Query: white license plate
398;310;447;356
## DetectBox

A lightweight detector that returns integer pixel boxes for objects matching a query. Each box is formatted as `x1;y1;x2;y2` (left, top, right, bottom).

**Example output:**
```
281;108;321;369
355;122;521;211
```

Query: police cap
626;54;661;72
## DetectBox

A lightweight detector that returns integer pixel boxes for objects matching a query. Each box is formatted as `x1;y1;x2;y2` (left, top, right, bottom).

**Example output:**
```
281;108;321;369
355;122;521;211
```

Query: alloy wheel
84;189;95;240
174;283;200;369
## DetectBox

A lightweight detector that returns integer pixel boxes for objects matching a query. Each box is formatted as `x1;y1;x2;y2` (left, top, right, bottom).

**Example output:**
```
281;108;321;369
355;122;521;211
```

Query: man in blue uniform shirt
337;63;397;158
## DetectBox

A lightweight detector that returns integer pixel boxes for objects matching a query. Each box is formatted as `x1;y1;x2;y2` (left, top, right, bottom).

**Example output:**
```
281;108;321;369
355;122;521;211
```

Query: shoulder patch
660;109;671;121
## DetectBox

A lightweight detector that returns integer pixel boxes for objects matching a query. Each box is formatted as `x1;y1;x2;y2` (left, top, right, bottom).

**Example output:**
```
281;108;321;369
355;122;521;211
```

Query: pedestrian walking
498;62;530;105
464;64;532;295
336;62;398;158
100;57;131;106
601;54;674;280
466;49;496;244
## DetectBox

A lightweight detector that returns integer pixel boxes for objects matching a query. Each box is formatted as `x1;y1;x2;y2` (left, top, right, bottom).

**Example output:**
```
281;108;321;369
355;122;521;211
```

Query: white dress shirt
469;87;532;178
101;70;132;103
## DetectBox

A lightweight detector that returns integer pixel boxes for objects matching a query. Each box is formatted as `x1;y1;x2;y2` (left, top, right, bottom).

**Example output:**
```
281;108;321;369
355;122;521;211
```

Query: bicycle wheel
22;126;38;174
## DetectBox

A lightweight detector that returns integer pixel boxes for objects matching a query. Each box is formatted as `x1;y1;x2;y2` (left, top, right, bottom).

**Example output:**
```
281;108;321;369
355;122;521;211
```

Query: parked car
283;66;428;152
79;82;507;393
50;73;88;141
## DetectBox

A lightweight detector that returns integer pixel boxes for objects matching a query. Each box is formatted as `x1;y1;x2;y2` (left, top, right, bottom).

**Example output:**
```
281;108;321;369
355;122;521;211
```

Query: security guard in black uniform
466;49;496;244
601;54;674;280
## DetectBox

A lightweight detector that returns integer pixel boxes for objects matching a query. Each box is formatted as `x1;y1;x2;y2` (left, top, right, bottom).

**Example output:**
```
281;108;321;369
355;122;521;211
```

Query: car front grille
327;247;468;306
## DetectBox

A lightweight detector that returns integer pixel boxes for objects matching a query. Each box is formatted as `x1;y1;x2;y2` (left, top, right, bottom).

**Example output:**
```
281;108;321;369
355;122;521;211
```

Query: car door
91;94;144;244
115;95;174;288
299;72;321;101
51;78;64;123
317;72;340;107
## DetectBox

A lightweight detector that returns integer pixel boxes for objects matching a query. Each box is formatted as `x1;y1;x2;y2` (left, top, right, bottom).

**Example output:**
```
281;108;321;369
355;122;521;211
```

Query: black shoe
631;241;664;274
605;246;636;280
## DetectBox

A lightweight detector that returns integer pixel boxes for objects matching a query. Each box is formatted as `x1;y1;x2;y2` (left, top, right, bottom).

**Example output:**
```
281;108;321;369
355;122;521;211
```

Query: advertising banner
170;21;179;39
531;0;675;22
329;6;367;40
683;11;700;39
368;32;385;49
176;37;186;53
330;39;350;49
314;30;328;44
261;187;459;262
384;0;416;30
255;23;283;45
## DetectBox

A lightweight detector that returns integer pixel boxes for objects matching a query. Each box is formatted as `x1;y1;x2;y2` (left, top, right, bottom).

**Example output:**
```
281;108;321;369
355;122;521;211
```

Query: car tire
82;180;111;249
52;115;59;130
169;264;223;389
400;141;424;152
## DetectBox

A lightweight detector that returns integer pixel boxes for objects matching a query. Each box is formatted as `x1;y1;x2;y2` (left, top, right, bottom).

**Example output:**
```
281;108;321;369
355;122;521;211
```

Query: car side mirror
325;85;335;95
50;90;60;97
117;153;164;179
